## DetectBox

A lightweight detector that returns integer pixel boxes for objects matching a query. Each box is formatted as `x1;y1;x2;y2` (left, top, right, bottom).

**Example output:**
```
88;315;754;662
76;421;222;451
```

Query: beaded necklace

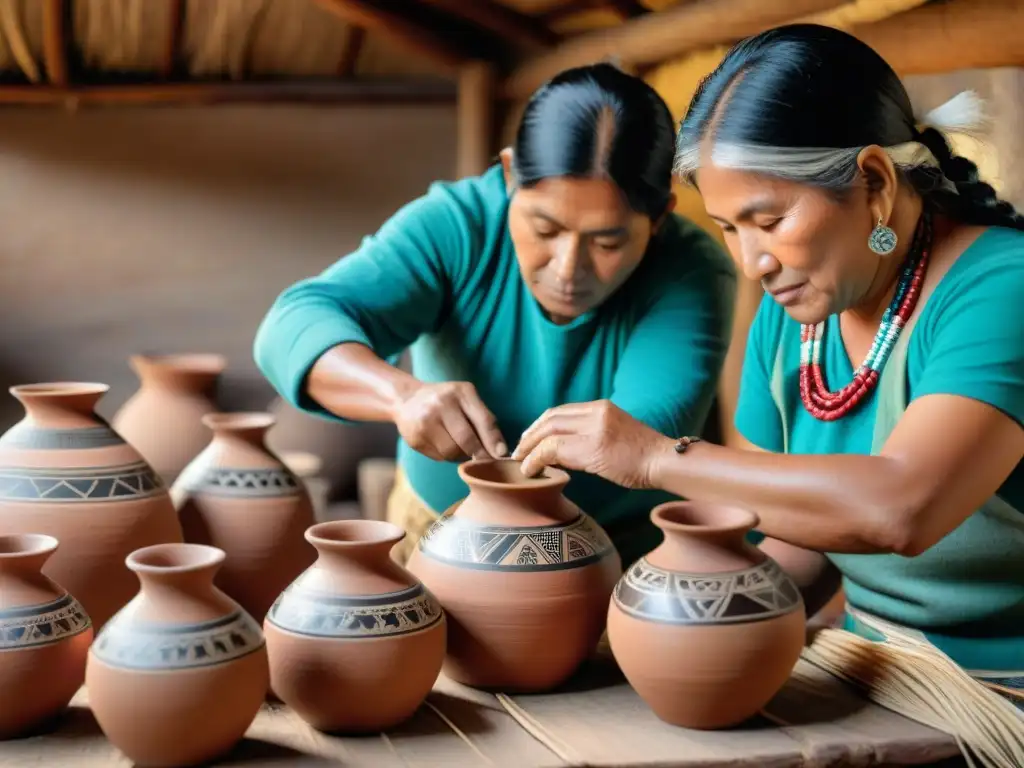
799;211;933;422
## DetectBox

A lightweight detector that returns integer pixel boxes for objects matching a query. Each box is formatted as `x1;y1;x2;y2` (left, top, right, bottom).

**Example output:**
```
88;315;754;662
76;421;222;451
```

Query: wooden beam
0;80;457;109
505;0;849;99
457;61;497;178
420;0;559;49
313;0;470;69
41;0;68;87
336;25;367;77
605;0;648;19
160;0;185;79
852;0;1024;75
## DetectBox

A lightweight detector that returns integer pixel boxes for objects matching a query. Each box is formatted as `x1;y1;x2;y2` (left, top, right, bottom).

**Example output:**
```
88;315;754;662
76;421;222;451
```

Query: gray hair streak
673;90;989;193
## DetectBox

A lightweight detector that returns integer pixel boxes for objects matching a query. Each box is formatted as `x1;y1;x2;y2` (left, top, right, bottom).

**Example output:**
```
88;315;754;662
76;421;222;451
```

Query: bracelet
673;436;702;454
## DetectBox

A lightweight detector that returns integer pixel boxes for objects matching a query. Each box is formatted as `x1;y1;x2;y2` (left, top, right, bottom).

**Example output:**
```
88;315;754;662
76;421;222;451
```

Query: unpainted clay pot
172;413;316;625
0;383;184;630
0;534;93;738
608;502;805;729
265;520;445;732
407;458;621;692
112;354;225;486
86;543;268;767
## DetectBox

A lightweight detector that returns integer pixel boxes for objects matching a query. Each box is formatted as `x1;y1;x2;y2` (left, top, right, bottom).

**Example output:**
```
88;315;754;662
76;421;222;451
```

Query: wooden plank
0;80;457;108
420;0;560;49
504;0;849;100
313;0;471;70
41;0;68;87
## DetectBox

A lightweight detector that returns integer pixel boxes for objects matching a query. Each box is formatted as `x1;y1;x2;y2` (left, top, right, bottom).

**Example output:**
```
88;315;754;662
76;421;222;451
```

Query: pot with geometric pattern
172;413;316;625
607;501;805;729
0;383;184;631
264;520;445;732
0;534;93;738
407;458;621;692
86;543;268;767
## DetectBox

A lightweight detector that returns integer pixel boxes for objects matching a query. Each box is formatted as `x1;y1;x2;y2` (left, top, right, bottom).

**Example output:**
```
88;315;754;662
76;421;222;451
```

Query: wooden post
41;0;68;87
457;61;496;179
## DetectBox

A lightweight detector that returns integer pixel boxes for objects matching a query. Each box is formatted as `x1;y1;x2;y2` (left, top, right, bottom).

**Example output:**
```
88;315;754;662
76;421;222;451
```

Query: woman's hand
511;400;673;488
393;381;508;462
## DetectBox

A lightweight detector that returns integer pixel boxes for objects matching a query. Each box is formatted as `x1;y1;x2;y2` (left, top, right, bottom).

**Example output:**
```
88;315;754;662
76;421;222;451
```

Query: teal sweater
254;166;736;564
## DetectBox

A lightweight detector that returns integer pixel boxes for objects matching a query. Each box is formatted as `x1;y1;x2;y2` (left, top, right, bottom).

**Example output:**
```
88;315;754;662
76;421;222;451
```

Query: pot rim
9;382;110;398
0;533;59;559
458;457;569;490
129;353;227;373
305;519;406;548
202;412;275;431
651;501;759;535
127;543;226;574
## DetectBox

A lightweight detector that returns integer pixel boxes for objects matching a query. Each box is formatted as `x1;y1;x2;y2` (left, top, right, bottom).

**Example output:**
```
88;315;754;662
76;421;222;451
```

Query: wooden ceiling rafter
505;0;852;99
313;0;511;71
160;0;186;79
420;0;561;50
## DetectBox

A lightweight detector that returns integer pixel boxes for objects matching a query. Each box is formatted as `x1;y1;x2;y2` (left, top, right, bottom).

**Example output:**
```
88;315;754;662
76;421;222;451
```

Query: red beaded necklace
799;212;932;422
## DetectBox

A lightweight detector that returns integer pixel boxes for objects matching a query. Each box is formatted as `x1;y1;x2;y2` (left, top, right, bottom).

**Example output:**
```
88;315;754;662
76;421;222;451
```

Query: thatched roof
0;0;1019;107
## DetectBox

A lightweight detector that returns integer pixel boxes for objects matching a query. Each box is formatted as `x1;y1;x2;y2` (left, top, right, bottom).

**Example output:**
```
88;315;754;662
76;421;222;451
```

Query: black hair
513;62;676;219
676;24;1024;231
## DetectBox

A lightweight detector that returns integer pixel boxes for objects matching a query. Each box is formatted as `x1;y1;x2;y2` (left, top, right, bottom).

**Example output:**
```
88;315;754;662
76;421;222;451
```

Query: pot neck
304;521;409;590
0;534;57;578
647;503;762;573
128;544;224;613
202;413;273;450
130;354;224;393
10;383;107;428
458;459;574;525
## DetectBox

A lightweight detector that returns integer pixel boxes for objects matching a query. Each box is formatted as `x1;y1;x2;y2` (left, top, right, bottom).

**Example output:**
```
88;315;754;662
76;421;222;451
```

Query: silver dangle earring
868;216;898;255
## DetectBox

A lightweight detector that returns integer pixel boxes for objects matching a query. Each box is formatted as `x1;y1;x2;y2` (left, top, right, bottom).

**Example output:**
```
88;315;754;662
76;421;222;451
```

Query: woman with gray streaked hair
513;23;1024;716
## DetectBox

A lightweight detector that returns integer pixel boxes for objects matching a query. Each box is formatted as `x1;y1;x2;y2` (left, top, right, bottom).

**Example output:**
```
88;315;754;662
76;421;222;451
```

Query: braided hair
674;24;1024;233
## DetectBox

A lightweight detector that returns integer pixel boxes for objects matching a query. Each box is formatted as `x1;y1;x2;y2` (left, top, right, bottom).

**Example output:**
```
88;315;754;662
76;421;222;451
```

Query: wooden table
1;652;963;767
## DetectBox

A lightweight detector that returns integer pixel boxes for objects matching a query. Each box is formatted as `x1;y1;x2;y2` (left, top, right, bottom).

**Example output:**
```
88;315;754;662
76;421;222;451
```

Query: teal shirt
254;166;737;565
736;227;1024;671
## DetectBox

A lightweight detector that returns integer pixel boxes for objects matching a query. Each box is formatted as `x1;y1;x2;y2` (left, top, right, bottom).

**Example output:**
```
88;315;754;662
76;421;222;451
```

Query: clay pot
86;543;269;767
407;458;621;692
0;534;93;738
112;354;225;486
608;502;805;729
265;520;445;732
0;383;184;630
172;413;317;625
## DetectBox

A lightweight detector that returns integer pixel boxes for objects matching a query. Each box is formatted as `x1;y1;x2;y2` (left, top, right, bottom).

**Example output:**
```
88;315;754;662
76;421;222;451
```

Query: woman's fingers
440;406;487;460
513;406;588;461
519;435;566;477
458;387;508;458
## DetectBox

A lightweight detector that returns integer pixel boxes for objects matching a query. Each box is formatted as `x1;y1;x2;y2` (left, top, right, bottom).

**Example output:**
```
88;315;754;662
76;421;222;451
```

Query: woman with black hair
254;63;736;565
514;25;1023;715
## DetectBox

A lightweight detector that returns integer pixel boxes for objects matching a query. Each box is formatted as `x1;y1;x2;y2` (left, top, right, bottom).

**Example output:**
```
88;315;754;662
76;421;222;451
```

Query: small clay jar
0;382;184;630
112;354;225;486
172;412;316;625
607;502;805;729
407;458;621;692
0;534;93;738
265;520;445;732
86;543;269;767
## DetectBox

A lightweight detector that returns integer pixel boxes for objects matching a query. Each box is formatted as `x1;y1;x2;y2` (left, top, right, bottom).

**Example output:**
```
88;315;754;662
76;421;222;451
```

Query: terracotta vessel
0;534;93;738
0;383;184;630
407;458;621;692
112;353;225;485
265;520;445;732
172;413;316;624
86;543;268;767
608;502;805;729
